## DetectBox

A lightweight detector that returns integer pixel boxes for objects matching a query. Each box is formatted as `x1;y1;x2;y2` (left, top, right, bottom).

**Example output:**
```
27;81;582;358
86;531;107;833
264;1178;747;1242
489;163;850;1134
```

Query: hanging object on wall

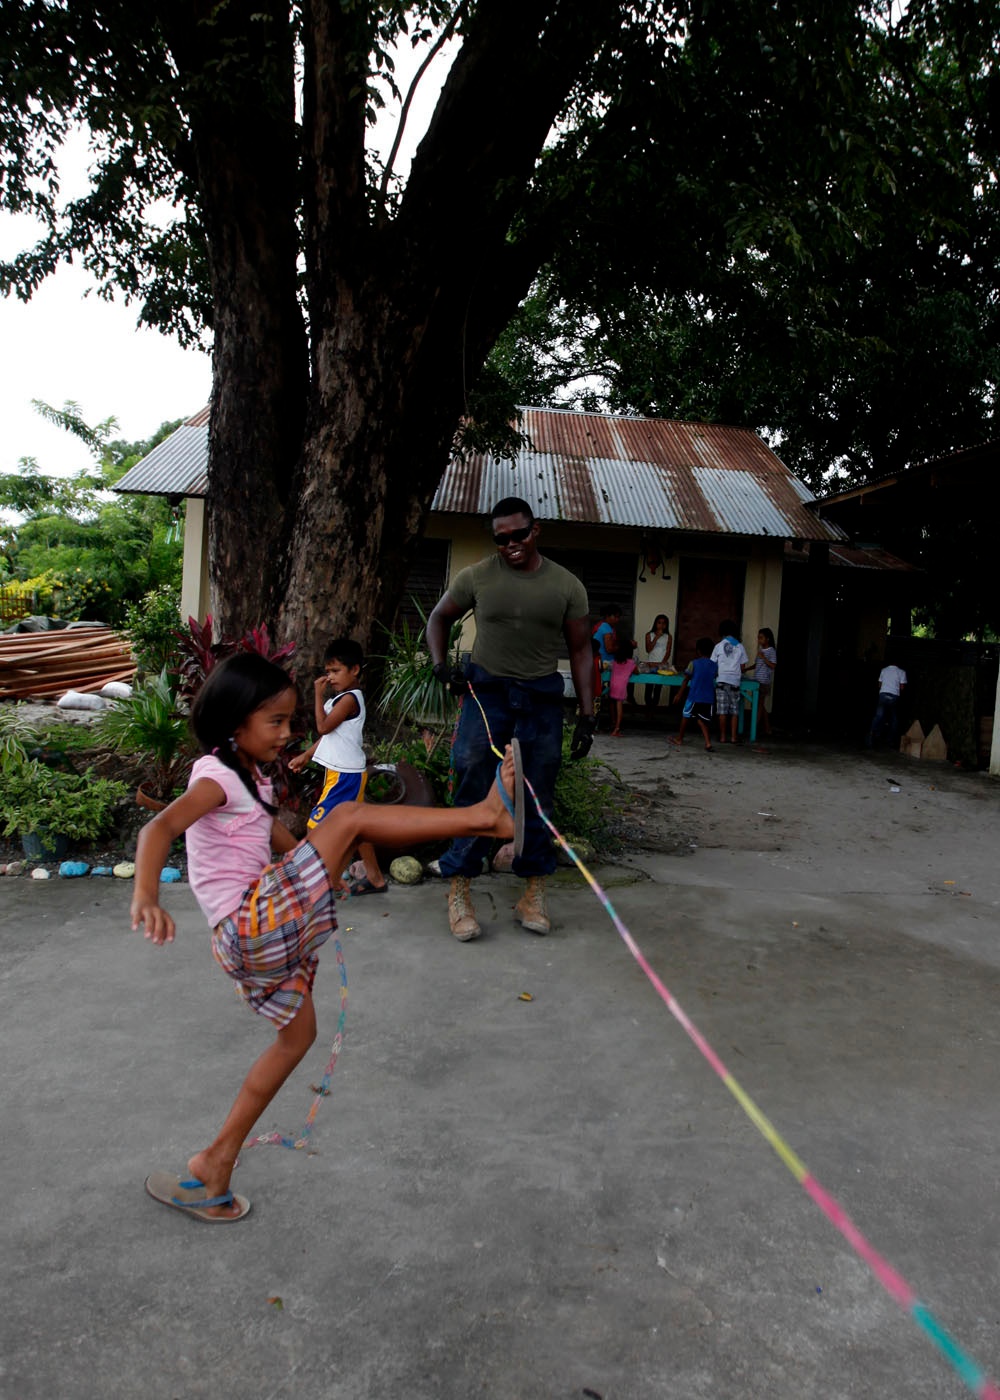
638;534;672;582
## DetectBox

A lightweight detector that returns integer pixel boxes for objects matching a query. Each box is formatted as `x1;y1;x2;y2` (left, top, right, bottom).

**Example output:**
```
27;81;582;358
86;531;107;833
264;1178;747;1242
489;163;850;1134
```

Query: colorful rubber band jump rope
463;680;1000;1400
242;937;348;1151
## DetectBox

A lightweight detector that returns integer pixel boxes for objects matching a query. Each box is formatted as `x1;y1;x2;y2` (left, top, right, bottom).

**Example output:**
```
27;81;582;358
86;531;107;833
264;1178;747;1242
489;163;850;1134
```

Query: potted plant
96;668;193;808
0;759;129;859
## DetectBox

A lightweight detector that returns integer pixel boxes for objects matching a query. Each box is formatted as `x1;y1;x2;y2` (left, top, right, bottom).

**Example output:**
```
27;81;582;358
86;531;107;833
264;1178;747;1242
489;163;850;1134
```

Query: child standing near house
288;638;385;895
641;614;673;709
670;637;717;750
711;620;749;744
744;627;777;737
132;651;522;1223
867;656;908;748
608;640;638;736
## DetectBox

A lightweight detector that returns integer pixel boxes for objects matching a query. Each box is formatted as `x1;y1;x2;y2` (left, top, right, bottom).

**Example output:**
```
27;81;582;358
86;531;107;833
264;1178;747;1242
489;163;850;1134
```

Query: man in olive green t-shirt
427;496;595;941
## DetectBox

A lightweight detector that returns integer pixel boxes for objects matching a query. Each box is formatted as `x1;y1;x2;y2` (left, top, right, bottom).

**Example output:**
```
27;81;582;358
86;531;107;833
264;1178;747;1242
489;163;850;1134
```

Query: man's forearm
569;652;593;713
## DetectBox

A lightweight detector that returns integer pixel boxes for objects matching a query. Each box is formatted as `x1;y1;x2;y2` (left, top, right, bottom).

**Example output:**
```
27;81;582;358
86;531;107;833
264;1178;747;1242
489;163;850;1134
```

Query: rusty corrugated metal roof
116;404;842;542
784;540;918;572
433;408;843;542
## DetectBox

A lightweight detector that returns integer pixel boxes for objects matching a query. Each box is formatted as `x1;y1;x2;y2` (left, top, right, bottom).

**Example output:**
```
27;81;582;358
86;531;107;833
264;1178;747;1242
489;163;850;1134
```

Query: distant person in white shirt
711;620;749;744
867;658;908;749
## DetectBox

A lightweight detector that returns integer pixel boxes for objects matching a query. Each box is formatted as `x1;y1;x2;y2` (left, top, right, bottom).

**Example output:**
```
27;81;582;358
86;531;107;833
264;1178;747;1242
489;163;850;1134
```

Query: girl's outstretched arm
131;777;225;945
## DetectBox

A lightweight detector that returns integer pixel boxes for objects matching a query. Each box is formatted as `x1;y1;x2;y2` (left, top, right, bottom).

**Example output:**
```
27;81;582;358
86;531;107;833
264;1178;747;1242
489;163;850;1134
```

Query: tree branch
377;2;468;215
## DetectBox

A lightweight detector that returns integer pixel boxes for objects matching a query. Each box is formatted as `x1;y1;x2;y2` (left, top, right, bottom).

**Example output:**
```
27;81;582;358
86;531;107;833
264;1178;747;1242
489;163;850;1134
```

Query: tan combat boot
448;876;481;941
515;876;550;935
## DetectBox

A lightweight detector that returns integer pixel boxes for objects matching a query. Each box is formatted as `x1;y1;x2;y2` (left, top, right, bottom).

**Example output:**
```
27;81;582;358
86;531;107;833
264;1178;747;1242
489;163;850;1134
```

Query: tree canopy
493;3;1000;488
2;1;998;664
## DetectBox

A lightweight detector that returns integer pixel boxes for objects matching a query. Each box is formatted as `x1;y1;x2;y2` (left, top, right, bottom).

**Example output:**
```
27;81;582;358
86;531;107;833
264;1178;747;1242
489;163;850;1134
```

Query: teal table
603;671;761;742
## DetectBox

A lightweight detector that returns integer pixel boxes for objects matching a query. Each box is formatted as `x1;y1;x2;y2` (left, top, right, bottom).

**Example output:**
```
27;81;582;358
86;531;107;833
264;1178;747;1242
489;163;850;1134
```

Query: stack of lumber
0;626;135;700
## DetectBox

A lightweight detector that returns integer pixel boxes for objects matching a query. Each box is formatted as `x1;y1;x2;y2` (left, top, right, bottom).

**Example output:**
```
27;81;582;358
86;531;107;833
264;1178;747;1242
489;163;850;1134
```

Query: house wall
743;542;783;650
180;497;211;624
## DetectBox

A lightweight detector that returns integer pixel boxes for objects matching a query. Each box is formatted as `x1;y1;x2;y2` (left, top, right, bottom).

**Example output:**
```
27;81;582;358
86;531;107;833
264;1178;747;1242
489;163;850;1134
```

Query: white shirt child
878;665;907;697
711;636;748;685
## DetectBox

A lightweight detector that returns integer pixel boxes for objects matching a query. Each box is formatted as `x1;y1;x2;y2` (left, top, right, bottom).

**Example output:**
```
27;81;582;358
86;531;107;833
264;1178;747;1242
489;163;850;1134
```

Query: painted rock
31;867;51;880
91;867;113;877
159;867;182;883
113;862;136;879
59;861;91;878
389;856;423;885
3;860;27;877
555;835;596;867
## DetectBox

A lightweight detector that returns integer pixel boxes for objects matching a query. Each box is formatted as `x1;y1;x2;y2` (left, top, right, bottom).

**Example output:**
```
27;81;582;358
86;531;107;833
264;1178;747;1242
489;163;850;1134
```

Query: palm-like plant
0;704;40;773
97;668;192;801
374;601;466;734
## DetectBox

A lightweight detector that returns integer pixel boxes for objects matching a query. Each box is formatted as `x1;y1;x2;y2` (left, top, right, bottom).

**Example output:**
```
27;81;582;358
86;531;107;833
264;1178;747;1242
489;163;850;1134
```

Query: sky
0;224;212;479
0;40;452;481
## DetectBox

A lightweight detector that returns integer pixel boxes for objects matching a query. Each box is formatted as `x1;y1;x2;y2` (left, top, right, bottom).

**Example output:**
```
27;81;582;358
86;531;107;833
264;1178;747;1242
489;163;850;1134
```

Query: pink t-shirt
609;657;637;700
185;754;275;928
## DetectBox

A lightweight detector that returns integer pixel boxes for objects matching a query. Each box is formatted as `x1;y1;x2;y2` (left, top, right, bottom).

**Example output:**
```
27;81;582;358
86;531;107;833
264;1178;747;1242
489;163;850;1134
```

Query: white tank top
313;689;366;773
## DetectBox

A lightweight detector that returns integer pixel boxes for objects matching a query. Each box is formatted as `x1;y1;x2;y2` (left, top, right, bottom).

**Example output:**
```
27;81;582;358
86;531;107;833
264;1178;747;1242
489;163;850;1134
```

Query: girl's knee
282;997;317;1055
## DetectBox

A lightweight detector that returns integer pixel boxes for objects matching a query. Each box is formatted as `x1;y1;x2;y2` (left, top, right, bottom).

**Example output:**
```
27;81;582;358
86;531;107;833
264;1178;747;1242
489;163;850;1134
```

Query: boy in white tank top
289;638;387;894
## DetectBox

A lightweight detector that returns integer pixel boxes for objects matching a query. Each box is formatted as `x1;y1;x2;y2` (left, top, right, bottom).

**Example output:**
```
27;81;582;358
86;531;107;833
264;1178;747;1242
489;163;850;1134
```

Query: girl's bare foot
187;1147;243;1219
479;744;516;841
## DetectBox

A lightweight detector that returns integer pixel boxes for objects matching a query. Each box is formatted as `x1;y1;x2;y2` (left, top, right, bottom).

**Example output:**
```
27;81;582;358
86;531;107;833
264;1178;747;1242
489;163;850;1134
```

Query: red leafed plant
173;616;309;812
174;614;297;703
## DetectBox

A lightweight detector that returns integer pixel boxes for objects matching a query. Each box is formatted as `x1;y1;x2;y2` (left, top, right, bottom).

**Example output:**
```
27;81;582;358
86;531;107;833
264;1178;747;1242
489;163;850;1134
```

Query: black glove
570;714;597;760
433;661;467;696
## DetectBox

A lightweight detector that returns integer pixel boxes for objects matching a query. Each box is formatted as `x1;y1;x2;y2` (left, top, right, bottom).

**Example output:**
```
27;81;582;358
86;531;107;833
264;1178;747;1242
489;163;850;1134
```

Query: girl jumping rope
132;653;522;1223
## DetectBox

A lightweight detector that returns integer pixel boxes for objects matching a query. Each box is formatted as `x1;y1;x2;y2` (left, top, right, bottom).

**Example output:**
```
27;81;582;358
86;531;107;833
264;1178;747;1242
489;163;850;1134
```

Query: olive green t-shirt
448;554;589;680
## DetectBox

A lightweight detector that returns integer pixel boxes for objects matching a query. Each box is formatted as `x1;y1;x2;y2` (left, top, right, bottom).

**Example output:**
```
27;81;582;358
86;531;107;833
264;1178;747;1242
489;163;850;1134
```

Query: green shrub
124;585;182;678
552;729;621;848
0;762;128;840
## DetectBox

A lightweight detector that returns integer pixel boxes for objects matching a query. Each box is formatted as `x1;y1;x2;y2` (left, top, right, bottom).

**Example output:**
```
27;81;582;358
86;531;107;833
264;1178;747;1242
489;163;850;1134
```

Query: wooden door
674;559;746;670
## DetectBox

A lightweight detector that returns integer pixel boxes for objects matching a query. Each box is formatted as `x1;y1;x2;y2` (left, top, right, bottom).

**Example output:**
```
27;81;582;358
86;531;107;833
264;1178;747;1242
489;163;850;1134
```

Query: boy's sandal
494;738;525;857
347;876;387;896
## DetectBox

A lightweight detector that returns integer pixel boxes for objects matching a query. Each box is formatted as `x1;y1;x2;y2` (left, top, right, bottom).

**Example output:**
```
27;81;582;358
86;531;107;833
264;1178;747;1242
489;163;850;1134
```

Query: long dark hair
190;653;294;814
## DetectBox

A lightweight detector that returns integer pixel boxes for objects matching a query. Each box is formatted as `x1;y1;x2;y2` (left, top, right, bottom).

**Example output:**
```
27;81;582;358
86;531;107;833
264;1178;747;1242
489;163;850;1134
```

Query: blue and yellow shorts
307;767;367;829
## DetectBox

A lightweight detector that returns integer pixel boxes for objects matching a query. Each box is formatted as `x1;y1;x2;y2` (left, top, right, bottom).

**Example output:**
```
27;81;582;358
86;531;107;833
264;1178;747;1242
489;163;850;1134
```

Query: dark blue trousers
868;692;900;747
439;663;565;879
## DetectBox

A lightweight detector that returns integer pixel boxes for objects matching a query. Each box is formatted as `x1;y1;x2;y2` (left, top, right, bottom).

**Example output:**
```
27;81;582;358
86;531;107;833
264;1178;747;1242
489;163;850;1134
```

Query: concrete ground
3;732;1000;1400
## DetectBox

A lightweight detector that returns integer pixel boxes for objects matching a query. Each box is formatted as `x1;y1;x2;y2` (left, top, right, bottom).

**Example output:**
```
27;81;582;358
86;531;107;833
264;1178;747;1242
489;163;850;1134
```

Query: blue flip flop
145;1171;251;1223
495;738;525;857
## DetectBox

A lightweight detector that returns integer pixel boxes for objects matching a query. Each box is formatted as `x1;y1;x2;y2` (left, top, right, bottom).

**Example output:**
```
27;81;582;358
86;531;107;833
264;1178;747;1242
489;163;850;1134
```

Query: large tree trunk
161;0;622;678
274;0;621;679
157;0;308;634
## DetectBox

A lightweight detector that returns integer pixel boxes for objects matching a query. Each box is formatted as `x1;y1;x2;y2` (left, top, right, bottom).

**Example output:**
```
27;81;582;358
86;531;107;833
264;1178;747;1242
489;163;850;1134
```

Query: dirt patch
588;719;1000;906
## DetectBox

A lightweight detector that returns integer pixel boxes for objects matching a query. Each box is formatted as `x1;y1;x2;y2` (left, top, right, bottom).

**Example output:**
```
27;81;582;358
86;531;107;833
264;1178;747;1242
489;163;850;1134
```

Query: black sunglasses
493;525;533;547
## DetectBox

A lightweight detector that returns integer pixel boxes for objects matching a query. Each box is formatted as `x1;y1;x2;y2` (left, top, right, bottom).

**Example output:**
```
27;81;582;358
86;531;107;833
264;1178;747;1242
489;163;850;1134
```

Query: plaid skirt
212;841;337;1027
